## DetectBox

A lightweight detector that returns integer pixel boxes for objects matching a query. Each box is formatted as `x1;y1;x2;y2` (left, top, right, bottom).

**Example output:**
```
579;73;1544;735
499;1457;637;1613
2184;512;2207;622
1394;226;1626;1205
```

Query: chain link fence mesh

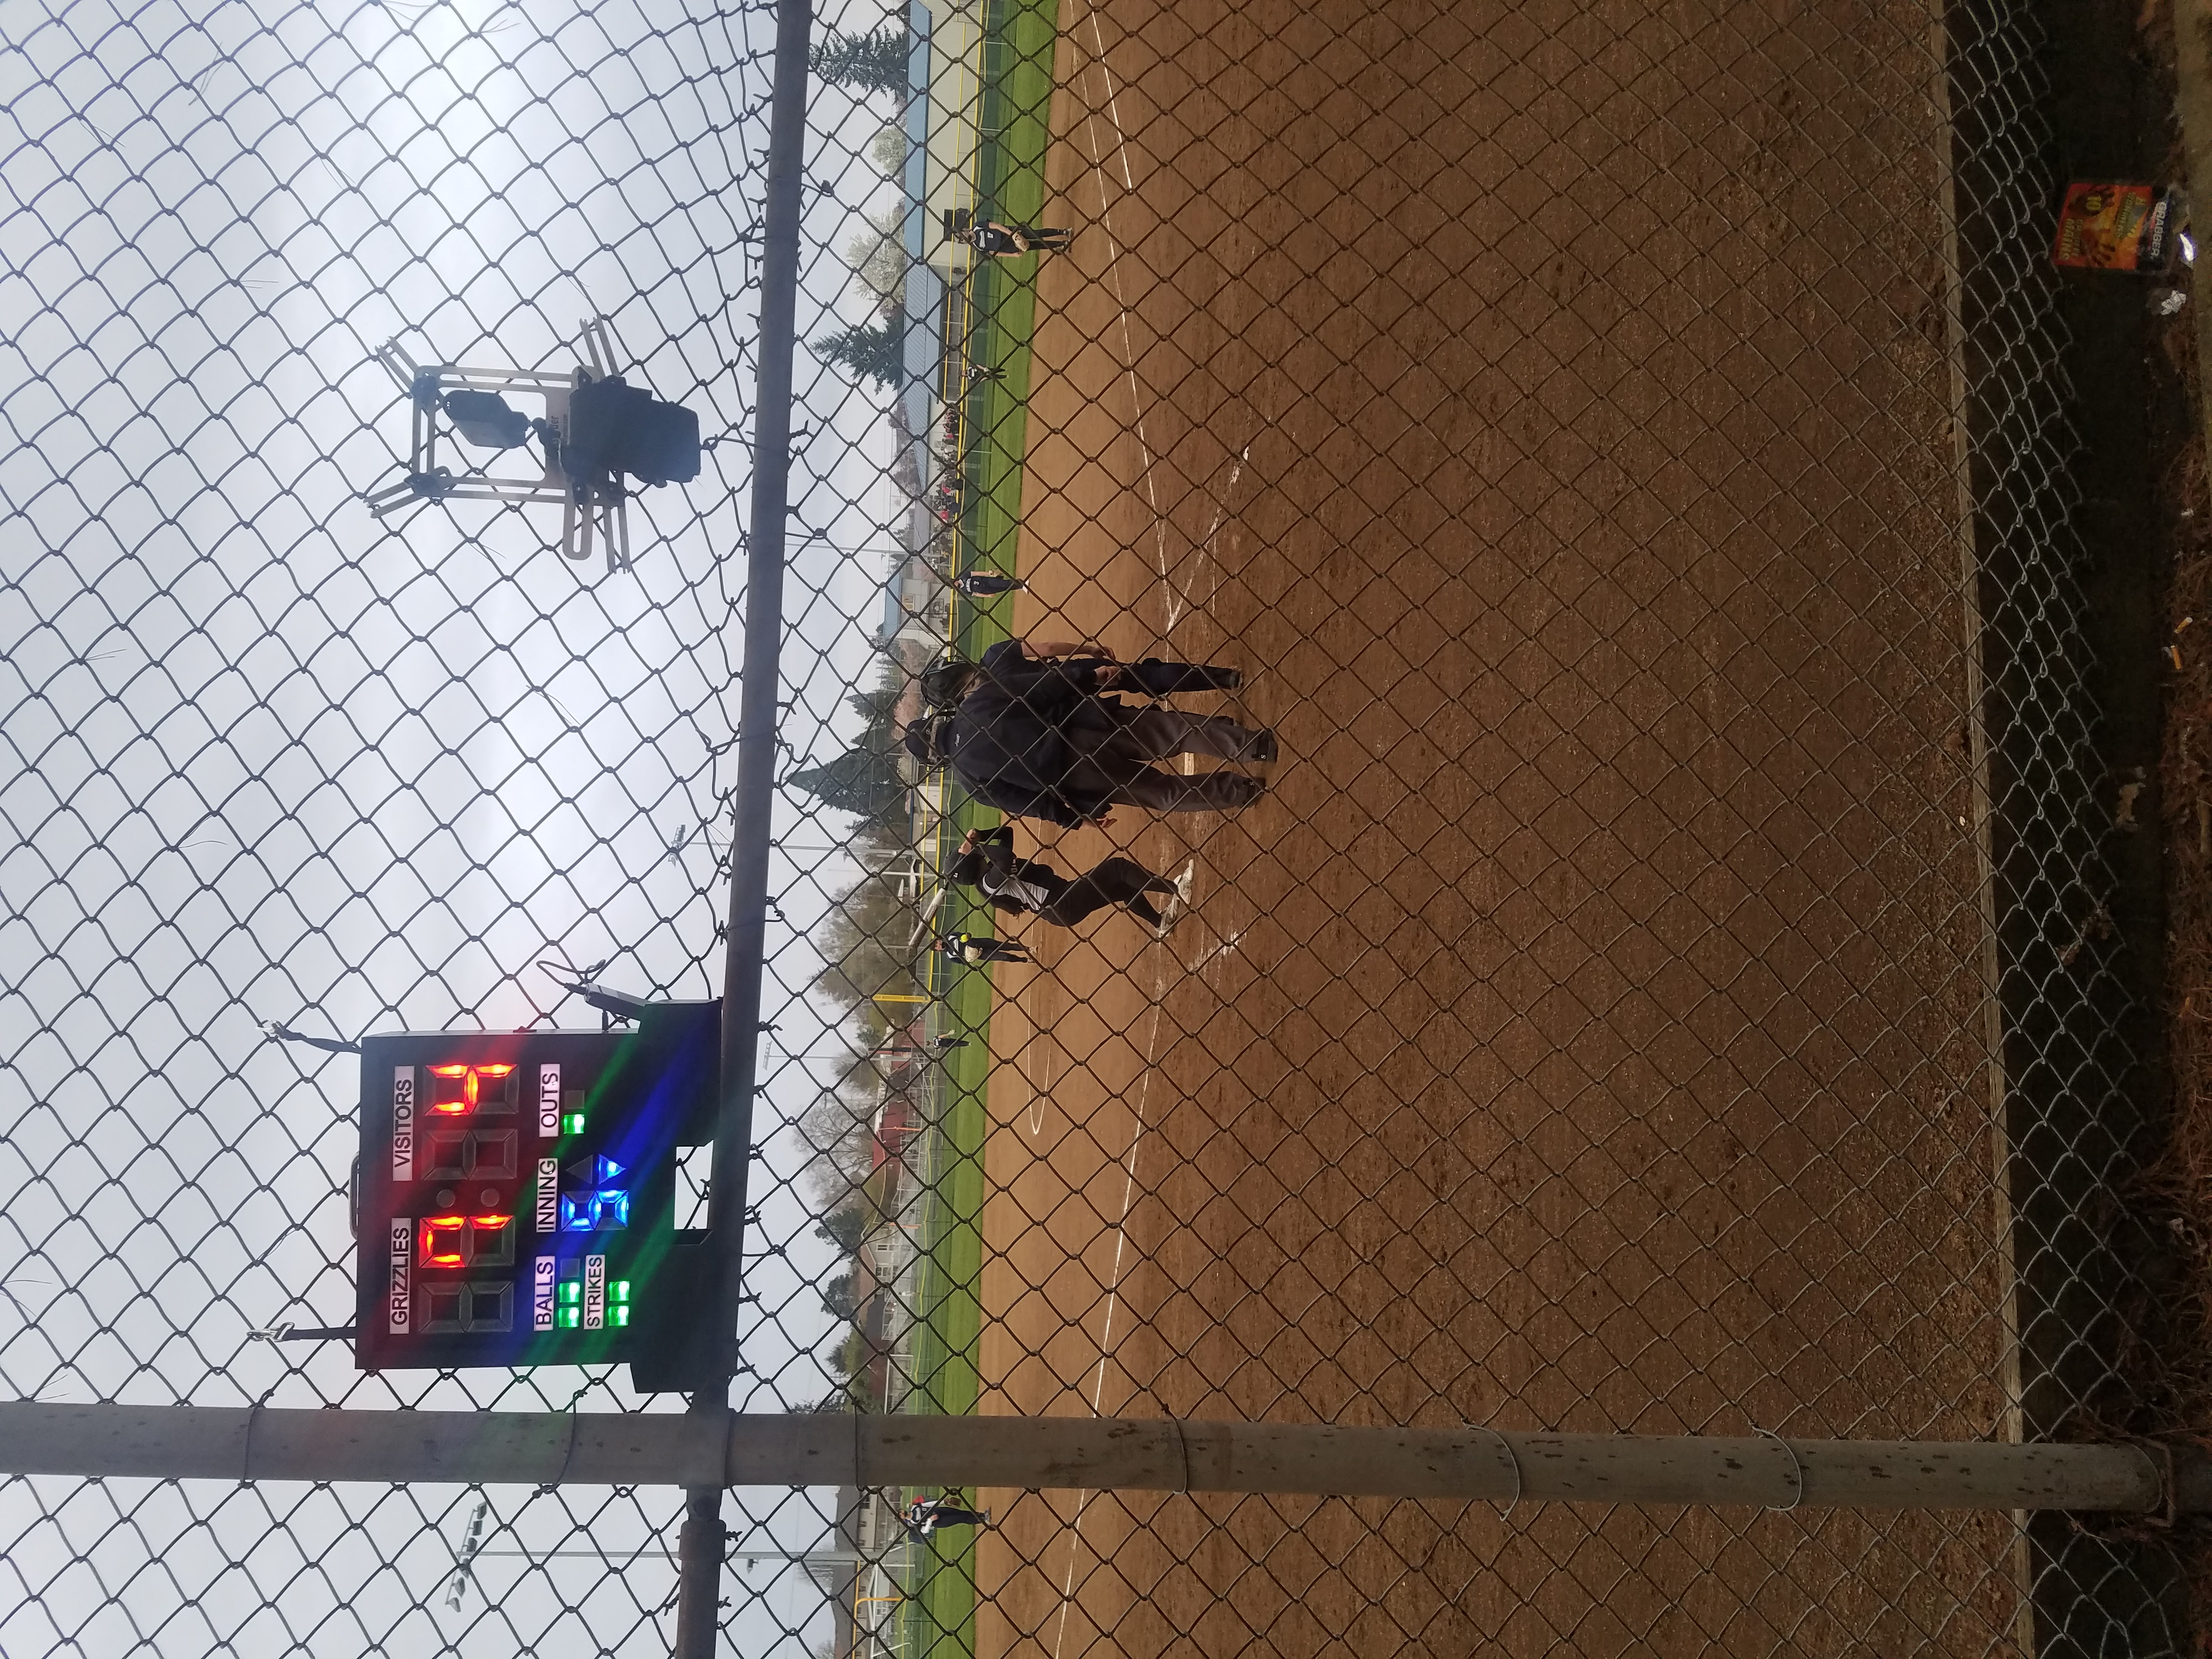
0;0;2174;1654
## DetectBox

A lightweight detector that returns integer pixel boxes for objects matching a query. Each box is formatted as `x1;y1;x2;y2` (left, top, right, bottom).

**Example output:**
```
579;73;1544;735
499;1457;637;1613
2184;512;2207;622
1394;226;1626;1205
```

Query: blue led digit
558;1189;630;1231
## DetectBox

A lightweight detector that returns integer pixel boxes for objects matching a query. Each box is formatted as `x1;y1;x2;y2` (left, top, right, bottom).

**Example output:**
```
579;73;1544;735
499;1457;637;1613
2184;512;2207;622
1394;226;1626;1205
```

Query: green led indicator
612;1306;630;1327
557;1306;580;1329
562;1111;585;1134
612;1280;630;1302
559;1282;581;1305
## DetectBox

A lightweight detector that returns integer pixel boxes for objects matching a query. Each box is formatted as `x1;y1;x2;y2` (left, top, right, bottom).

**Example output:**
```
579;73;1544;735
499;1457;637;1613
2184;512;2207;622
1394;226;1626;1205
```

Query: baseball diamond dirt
938;0;2025;1654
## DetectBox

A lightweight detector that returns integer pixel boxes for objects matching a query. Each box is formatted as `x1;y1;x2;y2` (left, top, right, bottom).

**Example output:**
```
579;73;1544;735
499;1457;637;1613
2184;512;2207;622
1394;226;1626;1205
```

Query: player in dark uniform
970;219;1072;256
905;1493;991;1535
938;932;1031;966
947;210;1073;257
953;572;1026;599
950;826;1184;932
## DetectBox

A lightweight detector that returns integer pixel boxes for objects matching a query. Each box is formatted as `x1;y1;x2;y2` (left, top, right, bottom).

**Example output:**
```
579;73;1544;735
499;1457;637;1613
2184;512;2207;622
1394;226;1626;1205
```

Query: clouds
0;0;917;1651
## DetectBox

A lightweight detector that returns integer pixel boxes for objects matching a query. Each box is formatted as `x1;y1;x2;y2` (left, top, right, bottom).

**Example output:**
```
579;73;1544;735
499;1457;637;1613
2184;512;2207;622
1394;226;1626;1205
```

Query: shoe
1248;729;1277;764
1154;895;1186;937
1173;862;1195;905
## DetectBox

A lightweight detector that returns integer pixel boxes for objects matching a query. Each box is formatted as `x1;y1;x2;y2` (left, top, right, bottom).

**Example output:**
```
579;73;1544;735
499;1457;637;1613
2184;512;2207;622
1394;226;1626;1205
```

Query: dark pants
1066;707;1268;814
919;1505;988;1531
951;937;1029;964
957;573;1025;597
1116;659;1239;696
1036;859;1177;927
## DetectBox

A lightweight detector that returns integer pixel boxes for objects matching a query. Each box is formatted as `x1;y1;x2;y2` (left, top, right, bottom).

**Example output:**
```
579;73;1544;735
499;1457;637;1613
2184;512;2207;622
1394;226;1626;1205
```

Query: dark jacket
942;642;1120;826
947;827;1067;915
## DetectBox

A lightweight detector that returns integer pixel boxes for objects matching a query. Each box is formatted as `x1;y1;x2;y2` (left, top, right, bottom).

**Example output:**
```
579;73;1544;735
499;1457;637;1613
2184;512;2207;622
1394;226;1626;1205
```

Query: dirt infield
947;0;2023;1653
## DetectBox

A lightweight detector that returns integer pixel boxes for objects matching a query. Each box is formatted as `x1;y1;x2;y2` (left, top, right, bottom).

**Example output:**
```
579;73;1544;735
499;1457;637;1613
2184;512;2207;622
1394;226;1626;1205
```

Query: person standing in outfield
938;932;1031;966
951;826;1187;934
920;637;1241;713
904;641;1271;826
953;571;1026;599
905;1493;991;1536
974;219;1071;255
945;208;1073;257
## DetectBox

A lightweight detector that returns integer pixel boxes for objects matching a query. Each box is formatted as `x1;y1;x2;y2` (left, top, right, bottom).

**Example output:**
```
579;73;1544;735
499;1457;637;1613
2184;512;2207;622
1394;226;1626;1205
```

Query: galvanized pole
0;1404;2199;1516
679;0;817;1643
701;0;815;1402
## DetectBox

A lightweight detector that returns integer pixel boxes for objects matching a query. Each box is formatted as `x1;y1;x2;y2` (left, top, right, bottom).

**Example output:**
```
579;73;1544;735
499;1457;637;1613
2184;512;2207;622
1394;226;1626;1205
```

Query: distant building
879;548;951;662
900;0;990;496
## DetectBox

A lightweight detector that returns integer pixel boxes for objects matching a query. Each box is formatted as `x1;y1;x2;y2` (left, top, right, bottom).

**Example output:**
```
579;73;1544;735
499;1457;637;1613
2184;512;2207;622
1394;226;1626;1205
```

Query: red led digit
420;1216;466;1266
427;1063;516;1114
427;1065;471;1114
470;1214;511;1233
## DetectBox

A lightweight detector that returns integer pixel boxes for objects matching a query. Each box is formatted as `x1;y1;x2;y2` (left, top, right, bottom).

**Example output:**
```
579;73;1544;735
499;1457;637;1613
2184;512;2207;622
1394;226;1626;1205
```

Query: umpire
921;638;1241;713
903;644;1271;827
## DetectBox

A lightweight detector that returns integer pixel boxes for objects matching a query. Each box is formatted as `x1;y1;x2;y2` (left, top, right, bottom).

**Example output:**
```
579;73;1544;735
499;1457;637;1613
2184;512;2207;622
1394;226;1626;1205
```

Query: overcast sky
0;0;918;1650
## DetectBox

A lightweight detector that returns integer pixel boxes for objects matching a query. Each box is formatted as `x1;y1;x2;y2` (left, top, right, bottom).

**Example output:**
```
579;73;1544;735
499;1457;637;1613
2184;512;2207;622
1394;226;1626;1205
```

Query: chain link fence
0;0;2175;1654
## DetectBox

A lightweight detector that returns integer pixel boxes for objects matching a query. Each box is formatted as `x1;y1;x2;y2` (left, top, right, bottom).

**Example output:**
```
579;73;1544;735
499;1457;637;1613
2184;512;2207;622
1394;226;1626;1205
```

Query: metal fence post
681;0;816;1644
0;1404;2193;1516
701;0;815;1400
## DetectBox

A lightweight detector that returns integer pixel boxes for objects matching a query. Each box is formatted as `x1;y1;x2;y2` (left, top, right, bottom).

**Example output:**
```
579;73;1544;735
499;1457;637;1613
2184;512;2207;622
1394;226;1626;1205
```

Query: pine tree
809;24;911;98
848;208;910;311
809;318;906;389
786;664;911;821
815;1203;872;1254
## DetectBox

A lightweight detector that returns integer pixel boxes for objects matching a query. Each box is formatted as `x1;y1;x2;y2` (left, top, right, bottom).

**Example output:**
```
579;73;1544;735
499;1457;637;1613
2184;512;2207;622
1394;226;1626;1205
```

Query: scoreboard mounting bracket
353;1001;727;1391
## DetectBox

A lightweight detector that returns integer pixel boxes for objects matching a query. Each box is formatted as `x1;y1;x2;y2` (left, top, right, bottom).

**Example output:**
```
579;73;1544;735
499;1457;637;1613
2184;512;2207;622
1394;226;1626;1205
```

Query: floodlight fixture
364;319;704;573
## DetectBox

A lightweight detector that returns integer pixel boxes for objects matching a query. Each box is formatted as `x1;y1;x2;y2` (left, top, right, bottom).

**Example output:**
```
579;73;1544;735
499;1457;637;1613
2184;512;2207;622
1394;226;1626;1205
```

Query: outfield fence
0;0;2182;1655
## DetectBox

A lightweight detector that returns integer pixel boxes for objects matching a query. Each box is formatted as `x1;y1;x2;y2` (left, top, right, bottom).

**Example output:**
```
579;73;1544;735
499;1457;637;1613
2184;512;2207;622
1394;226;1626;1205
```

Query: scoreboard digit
353;1001;722;1388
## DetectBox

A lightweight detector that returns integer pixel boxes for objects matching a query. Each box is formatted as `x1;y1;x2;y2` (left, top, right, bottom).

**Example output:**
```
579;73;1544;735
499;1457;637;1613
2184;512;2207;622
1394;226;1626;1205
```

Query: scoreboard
353;1001;724;1388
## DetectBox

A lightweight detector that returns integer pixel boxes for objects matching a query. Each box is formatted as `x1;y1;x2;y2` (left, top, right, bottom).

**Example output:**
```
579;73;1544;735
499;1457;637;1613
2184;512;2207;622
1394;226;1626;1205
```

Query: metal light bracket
363;318;633;572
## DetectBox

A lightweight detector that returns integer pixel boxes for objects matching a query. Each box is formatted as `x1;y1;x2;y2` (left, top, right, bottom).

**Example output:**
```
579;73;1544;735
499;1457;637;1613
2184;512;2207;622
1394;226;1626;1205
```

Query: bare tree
870;122;907;177
798;1083;878;1209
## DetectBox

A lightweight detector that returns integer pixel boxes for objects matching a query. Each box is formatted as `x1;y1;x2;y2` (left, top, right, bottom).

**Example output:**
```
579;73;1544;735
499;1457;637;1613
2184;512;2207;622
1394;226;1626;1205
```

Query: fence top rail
0;1404;2183;1516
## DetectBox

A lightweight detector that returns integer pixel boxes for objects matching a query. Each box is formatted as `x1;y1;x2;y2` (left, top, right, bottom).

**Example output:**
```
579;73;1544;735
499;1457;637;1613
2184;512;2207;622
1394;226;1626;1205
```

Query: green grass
957;0;1060;588
897;0;1063;1653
